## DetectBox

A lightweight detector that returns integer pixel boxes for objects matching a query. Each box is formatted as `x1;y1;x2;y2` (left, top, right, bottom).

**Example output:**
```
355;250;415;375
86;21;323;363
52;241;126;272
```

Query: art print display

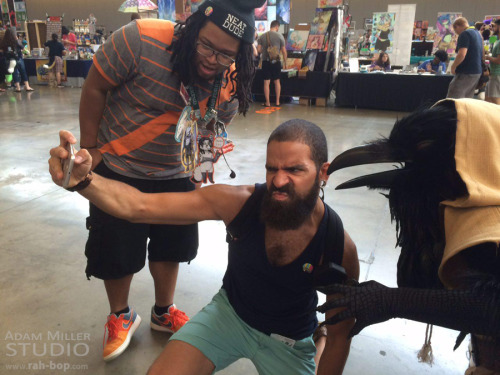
255;20;268;35
433;13;461;54
286;58;303;71
318;0;342;8
302;50;318;71
310;8;333;35
413;20;429;41
158;0;176;21
286;29;309;52
255;1;268;21
268;0;276;5
277;0;290;25
370;12;396;53
306;34;325;49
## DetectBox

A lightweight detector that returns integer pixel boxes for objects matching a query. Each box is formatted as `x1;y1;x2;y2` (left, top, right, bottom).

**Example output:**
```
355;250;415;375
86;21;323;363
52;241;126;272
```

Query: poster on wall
277;0;290;25
255;1;267;21
370;12;396;53
255;20;268;35
433;13;461;54
318;0;342;8
158;0;176;21
310;8;333;35
286;29;309;52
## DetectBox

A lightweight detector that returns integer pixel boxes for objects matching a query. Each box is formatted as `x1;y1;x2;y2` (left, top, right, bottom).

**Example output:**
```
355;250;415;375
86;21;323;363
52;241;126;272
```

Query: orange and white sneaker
102;307;141;362
150;304;189;333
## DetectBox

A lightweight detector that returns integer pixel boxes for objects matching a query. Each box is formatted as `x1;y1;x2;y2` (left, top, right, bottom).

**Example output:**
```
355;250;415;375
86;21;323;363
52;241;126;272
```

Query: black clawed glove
317;281;396;338
317;281;500;339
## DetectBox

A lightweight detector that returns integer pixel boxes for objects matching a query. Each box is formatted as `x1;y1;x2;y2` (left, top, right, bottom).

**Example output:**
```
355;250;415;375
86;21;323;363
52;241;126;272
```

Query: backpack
266;32;280;61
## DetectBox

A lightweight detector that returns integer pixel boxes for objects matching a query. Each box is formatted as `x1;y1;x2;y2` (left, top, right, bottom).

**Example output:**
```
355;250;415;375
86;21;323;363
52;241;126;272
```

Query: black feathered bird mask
328;99;500;289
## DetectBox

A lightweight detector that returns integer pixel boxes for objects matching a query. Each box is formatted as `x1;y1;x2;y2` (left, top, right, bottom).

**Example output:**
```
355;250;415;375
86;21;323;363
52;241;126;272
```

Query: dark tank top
222;183;343;340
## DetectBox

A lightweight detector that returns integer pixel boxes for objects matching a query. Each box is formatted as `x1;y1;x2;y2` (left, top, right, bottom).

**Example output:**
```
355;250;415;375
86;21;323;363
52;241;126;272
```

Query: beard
260;176;321;231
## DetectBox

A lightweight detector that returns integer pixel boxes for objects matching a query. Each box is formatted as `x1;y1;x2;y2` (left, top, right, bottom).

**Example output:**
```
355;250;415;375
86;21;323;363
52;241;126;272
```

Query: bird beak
328;142;409;190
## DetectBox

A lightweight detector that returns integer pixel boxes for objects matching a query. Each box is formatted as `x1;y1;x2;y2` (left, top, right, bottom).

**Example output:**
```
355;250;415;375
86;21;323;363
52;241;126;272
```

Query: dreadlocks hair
169;12;255;116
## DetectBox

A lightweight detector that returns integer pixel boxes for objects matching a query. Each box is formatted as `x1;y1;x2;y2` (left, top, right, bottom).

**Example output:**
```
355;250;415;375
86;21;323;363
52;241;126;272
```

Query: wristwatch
66;171;93;192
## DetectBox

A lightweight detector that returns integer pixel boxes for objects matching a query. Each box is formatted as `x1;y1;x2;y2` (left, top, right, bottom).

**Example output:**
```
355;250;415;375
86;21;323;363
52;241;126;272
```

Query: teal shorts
170;289;317;375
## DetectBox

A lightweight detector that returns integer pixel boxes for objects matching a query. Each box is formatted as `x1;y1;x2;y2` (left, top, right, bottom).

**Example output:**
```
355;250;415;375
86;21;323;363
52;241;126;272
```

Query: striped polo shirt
93;19;239;179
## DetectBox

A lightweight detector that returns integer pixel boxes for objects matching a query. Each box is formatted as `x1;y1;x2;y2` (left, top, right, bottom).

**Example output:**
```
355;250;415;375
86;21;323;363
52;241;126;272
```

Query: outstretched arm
317;280;500;338
49;131;250;225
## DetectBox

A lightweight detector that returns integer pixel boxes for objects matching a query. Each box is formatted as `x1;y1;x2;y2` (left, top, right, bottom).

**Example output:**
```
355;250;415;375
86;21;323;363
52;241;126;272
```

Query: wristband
66;171;93;192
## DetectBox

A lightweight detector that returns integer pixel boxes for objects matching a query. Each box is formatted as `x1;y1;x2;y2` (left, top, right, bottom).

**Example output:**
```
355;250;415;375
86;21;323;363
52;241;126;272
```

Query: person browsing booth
49;119;359;375
417;50;448;73
77;0;265;362
258;20;287;107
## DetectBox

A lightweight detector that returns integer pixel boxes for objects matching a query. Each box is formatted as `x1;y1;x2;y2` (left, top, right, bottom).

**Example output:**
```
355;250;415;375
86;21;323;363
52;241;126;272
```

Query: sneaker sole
150;320;175;333
103;315;142;362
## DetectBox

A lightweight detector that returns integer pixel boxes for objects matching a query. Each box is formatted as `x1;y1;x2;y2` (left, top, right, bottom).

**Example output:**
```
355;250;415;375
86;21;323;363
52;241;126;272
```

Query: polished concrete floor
0;86;467;374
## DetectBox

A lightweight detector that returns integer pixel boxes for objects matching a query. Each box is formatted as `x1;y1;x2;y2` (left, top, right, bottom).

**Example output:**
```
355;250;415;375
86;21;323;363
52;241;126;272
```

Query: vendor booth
334;71;453;112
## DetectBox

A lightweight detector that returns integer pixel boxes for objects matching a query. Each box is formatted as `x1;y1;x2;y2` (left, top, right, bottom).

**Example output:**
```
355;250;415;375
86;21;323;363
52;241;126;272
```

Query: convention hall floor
1;87;467;374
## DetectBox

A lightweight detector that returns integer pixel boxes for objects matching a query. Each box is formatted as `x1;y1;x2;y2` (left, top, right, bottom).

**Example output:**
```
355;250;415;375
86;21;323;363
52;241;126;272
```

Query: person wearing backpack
258;20;287;107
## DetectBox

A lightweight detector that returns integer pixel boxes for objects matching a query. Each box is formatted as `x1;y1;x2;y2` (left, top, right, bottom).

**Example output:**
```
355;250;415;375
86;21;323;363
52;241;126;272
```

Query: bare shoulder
201;184;255;225
342;230;360;281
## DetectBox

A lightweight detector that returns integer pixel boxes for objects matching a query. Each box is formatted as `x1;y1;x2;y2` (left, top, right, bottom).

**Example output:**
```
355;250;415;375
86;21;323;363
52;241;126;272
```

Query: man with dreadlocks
321;99;500;374
77;0;264;361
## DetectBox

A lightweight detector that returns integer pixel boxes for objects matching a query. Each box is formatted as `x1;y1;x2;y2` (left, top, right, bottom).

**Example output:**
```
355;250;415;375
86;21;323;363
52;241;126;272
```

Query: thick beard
260;176;321;231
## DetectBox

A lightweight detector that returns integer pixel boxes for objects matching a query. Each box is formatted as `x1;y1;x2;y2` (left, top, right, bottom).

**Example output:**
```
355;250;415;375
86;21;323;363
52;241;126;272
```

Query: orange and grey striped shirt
93;19;239;179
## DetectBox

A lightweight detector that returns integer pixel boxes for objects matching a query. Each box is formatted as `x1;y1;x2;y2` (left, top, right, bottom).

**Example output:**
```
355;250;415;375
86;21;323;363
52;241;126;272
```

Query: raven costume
318;99;500;373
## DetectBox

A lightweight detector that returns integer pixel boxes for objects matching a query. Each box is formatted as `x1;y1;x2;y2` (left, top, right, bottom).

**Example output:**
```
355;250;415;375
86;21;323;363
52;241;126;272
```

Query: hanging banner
158;0;176;21
388;4;416;67
370;12;396;53
433;13;461;54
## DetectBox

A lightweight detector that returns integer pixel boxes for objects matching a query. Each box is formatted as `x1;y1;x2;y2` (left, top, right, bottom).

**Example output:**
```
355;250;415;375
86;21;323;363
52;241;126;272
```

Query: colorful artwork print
302;50;318;71
370;12;396;53
277;0;290;25
255;1;268;21
286;29;309;52
318;0;342;8
310;9;333;35
255;21;268;35
286;58;303;70
307;34;325;49
433;13;461;54
158;0;176;21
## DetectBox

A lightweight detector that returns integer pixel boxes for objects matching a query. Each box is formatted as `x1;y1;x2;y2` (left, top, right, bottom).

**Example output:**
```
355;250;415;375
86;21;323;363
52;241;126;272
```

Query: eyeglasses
196;42;235;67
